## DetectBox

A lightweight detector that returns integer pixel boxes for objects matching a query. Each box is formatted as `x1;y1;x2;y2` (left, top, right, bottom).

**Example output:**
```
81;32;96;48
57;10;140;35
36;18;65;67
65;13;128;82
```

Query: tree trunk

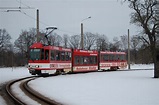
154;49;159;78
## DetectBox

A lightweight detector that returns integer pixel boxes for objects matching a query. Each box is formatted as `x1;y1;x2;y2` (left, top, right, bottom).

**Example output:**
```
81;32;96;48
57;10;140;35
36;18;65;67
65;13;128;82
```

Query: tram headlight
35;65;39;68
28;65;32;68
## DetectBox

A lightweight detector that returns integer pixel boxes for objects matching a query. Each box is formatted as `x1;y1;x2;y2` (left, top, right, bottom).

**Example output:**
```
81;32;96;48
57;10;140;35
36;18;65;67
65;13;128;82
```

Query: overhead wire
15;0;32;9
20;10;49;26
14;0;81;35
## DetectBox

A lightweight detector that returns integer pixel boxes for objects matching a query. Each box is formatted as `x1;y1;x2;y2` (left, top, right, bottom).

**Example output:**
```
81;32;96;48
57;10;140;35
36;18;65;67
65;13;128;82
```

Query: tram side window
119;55;122;60
124;55;126;60
103;54;109;61
66;52;71;61
45;50;49;60
115;55;119;60
94;56;97;64
90;56;97;64
90;57;93;64
41;49;44;60
75;56;80;65
121;54;126;60
51;50;55;60
61;52;65;61
101;55;104;61
109;54;112;61
80;57;84;64
83;57;89;64
56;51;61;61
113;55;116;61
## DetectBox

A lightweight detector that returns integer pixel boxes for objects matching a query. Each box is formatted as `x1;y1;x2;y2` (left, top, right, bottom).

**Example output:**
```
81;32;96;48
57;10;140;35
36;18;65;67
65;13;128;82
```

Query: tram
28;42;127;75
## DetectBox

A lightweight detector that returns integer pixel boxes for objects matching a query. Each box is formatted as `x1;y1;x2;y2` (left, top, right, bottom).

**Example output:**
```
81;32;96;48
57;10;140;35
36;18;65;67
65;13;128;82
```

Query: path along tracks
5;76;62;105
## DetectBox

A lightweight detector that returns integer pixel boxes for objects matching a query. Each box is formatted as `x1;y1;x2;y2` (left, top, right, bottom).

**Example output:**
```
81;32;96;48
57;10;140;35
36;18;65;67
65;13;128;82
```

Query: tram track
5;76;62;105
4;68;153;105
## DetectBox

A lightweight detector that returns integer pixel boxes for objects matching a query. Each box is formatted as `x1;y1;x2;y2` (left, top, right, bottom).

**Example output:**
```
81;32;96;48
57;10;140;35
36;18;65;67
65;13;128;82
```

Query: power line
15;0;33;9
57;29;79;35
1;0;81;36
20;10;49;26
0;7;35;9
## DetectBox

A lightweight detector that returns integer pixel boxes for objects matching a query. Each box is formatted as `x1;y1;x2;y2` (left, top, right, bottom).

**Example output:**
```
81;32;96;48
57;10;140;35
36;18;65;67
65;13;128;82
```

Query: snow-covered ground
0;64;158;105
0;96;6;105
0;67;30;83
0;67;30;105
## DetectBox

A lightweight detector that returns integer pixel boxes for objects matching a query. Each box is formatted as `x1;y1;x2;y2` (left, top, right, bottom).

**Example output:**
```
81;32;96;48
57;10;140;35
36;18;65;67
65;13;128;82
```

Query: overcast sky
0;0;138;42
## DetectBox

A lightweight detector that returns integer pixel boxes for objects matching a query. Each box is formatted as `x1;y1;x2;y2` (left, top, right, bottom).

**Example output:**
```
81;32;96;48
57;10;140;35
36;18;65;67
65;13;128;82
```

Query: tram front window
30;49;41;60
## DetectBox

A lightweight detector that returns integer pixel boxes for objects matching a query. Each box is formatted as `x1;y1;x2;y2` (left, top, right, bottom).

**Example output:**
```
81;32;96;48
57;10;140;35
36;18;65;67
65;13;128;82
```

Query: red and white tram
28;42;72;75
72;49;98;72
99;51;127;70
28;42;127;75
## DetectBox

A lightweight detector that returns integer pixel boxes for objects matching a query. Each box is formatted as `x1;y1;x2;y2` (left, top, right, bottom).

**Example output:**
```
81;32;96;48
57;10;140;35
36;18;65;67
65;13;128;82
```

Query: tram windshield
30;49;41;60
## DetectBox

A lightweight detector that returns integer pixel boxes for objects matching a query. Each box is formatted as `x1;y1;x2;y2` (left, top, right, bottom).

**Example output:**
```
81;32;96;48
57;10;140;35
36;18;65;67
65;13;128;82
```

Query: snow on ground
0;64;158;105
0;67;30;84
11;79;41;105
128;63;154;69
0;67;30;105
0;96;6;105
29;64;158;105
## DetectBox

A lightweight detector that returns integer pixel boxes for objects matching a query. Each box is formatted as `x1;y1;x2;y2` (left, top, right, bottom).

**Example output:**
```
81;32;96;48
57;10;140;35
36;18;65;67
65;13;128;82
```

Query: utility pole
128;29;130;69
36;9;39;42
80;16;91;49
81;23;84;49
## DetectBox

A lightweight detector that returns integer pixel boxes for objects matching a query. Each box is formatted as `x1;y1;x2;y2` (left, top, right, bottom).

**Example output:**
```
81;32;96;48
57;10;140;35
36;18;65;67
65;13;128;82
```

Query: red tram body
28;42;127;75
72;49;98;72
99;51;127;70
28;43;72;75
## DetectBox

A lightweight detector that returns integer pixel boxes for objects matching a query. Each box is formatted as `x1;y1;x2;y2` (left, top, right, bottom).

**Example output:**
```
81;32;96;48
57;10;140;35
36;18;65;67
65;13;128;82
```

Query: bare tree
120;35;128;50
63;34;69;48
0;29;11;51
84;32;97;50
125;0;159;78
131;35;141;63
69;35;80;49
49;33;62;46
14;28;37;65
108;37;122;51
96;34;109;51
0;29;12;66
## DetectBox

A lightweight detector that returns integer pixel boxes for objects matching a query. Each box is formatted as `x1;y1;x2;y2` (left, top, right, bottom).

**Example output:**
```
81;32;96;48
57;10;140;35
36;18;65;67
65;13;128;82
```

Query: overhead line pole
128;29;130;69
36;9;39;42
81;23;84;49
80;16;91;49
0;6;39;42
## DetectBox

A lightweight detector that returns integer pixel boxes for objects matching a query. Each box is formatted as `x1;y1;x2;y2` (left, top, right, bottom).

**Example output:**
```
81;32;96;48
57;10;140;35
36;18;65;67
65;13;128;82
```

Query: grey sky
0;0;138;42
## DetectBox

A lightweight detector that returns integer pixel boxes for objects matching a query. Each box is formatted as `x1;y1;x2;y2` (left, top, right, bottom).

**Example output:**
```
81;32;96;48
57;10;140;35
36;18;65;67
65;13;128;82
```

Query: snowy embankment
0;64;158;105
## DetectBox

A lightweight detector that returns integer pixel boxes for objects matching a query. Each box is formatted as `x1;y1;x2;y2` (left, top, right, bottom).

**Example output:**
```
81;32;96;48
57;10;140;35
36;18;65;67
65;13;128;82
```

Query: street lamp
81;16;91;49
